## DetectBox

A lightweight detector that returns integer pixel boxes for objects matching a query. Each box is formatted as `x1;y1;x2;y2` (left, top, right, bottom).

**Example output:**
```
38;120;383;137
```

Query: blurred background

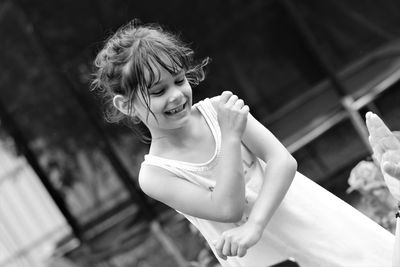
0;0;400;266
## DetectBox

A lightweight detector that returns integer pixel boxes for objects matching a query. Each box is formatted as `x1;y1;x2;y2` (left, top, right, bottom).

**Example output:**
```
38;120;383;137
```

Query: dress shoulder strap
196;98;218;123
195;98;221;154
141;155;215;188
141;156;192;181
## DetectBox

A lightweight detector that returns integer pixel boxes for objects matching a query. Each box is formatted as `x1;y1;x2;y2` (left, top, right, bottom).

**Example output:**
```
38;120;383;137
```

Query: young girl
91;20;394;267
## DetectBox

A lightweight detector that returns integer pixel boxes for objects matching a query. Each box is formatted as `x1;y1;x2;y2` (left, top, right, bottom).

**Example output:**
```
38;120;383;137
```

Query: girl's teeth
167;104;185;114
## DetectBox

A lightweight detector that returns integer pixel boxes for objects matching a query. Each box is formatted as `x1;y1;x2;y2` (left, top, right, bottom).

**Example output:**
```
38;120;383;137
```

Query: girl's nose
168;86;184;103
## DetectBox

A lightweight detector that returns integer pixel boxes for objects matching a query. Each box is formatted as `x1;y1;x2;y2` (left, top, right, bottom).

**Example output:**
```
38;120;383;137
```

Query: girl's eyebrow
176;70;185;76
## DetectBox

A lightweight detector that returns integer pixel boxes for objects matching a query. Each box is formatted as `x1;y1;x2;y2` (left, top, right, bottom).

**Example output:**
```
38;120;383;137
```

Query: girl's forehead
143;60;162;82
143;57;182;87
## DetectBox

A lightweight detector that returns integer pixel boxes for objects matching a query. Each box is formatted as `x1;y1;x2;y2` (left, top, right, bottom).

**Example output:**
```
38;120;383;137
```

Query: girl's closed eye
150;88;165;96
175;73;186;85
175;77;186;85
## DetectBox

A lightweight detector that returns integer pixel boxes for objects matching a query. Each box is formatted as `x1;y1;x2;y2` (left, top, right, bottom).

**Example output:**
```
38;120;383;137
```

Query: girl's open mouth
165;103;186;115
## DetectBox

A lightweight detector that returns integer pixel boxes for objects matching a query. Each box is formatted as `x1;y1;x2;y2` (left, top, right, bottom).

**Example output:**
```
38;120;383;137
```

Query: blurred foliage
347;159;397;232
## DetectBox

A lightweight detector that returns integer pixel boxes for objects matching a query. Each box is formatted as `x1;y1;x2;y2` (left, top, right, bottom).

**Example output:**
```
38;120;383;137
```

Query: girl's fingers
226;95;239;107
219;91;233;104
230;242;239;257
233;99;244;110
241;105;250;114
237;245;248;257
214;238;227;260
222;238;232;257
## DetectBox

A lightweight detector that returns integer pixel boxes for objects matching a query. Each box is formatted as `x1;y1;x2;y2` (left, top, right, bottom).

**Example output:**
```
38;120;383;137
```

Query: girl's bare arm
210;97;297;259
139;162;243;222
242;113;297;230
139;92;248;222
211;96;297;228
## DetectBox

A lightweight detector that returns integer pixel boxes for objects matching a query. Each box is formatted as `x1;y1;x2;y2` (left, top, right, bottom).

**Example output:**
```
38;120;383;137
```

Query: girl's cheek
182;84;192;97
148;99;164;114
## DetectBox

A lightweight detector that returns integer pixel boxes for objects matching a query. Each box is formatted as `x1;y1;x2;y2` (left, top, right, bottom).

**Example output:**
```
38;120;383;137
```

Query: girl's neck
148;109;202;155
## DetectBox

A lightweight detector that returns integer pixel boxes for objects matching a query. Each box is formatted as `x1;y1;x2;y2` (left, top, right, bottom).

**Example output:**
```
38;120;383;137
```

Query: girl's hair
91;19;209;142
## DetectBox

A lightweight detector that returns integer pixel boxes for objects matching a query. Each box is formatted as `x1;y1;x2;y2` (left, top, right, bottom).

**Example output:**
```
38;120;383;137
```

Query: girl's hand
212;221;263;260
217;91;249;139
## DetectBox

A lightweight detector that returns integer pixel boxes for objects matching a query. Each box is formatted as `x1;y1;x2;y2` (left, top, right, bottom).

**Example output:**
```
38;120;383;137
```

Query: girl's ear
113;95;132;116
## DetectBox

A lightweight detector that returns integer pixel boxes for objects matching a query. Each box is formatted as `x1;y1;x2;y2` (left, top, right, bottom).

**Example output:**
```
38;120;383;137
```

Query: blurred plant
347;160;397;233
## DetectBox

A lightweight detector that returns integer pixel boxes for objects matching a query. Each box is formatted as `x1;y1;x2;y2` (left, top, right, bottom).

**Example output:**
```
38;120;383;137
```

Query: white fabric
393;216;400;267
142;98;394;267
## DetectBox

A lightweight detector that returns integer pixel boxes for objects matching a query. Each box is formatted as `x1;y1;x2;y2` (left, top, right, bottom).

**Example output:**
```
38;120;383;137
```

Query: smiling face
132;63;193;134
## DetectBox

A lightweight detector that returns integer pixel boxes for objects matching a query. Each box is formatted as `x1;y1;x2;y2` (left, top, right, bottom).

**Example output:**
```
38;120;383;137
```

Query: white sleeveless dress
142;98;394;267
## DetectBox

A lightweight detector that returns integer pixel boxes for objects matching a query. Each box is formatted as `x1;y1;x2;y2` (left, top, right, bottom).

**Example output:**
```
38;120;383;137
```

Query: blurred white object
365;111;400;267
381;150;400;201
365;112;400;201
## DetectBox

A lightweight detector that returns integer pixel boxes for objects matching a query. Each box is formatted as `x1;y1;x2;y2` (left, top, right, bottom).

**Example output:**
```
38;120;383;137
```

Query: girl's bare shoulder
138;164;172;191
137;164;180;204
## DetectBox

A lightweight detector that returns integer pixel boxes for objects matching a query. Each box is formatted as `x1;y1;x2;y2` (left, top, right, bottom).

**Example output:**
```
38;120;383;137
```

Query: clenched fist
217;91;249;139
